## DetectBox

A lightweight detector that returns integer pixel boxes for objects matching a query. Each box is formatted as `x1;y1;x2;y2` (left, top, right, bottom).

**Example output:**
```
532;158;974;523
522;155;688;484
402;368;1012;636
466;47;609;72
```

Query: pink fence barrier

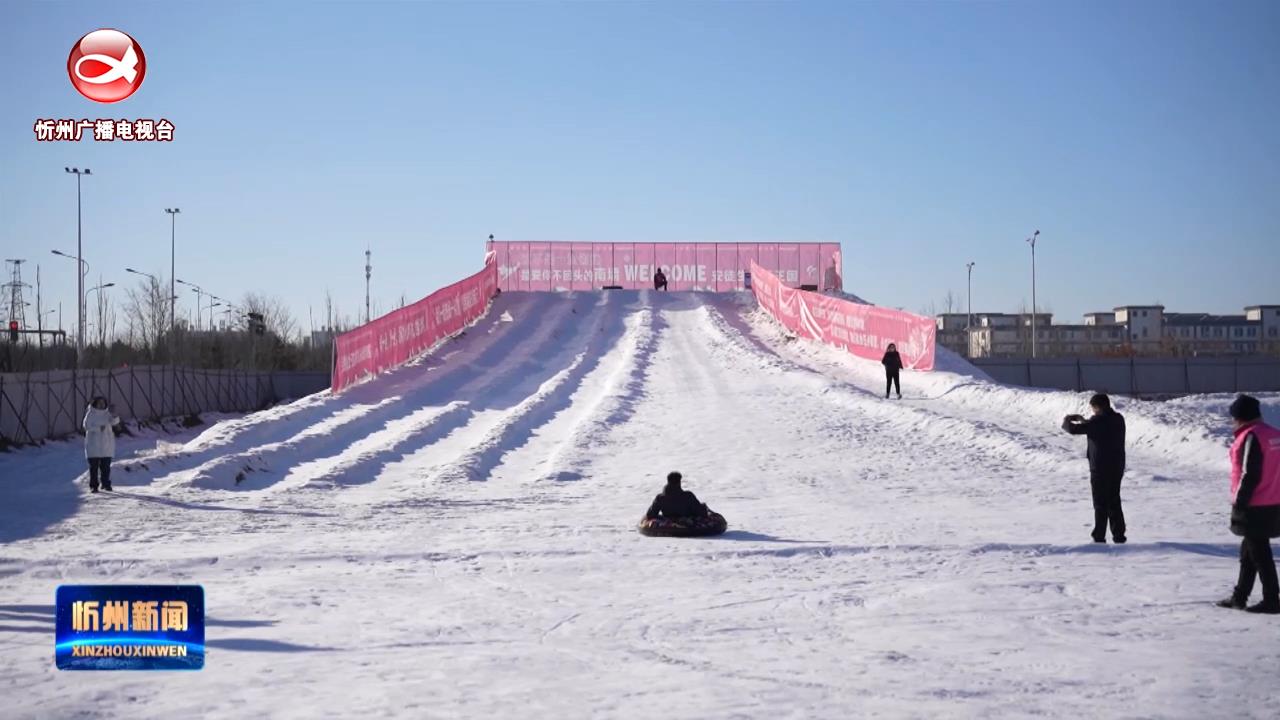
749;261;936;371
331;253;499;392
488;241;842;293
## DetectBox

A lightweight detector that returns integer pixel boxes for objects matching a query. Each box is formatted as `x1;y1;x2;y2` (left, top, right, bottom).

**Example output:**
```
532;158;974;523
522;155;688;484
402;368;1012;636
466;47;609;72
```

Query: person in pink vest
1217;395;1280;614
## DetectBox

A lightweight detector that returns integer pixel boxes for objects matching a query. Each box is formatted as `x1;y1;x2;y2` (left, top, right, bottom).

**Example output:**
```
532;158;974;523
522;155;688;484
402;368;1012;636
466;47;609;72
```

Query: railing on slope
748;261;937;371
331;252;499;393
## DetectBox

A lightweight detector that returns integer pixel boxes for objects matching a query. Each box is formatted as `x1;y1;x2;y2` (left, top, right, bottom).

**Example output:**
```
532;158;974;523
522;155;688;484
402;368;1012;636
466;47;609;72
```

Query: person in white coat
84;396;120;492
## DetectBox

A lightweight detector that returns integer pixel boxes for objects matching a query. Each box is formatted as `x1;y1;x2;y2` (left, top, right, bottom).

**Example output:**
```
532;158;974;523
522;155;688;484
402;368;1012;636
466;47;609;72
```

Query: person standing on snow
653;268;668;292
1062;393;1126;543
83;396;120;493
645;472;708;520
1217;395;1280;614
881;343;903;399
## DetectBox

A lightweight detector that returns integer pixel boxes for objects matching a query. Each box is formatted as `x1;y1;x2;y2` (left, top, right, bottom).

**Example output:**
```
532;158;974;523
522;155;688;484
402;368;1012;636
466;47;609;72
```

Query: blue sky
2;0;1277;335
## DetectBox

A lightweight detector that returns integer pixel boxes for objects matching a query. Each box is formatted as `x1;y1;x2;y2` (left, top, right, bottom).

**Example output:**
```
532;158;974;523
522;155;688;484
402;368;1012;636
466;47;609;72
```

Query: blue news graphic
55;585;205;670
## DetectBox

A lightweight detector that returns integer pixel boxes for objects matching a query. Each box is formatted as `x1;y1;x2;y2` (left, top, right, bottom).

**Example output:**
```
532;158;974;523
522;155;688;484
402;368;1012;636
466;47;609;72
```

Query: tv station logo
55;585;205;670
67;28;146;103
34;29;174;143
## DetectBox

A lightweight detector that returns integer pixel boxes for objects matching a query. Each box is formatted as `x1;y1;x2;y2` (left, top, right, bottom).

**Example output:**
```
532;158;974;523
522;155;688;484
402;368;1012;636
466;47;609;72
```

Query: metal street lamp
51;248;89;353
64;167;90;360
177;278;203;331
87;281;114;348
164;208;181;347
965;262;975;330
1026;230;1041;358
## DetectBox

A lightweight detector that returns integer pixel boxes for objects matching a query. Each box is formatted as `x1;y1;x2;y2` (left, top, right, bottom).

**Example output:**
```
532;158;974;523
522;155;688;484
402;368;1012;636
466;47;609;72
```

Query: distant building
943;304;1279;358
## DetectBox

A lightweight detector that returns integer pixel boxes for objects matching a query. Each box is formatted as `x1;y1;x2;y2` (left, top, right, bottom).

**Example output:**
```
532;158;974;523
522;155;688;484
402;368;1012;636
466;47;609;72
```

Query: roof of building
1114;305;1165;311
1245;305;1280;310
1164;313;1257;327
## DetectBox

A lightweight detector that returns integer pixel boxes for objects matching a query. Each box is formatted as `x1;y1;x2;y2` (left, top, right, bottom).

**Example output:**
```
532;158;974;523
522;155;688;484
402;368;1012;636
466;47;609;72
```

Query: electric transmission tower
3;258;30;341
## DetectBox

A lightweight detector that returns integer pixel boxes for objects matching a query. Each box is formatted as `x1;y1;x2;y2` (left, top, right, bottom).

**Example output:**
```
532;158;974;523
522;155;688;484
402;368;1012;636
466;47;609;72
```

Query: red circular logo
67;29;146;103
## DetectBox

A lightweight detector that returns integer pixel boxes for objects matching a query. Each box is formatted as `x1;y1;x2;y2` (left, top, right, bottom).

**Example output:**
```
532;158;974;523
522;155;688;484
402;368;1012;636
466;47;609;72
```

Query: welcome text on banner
487;241;842;293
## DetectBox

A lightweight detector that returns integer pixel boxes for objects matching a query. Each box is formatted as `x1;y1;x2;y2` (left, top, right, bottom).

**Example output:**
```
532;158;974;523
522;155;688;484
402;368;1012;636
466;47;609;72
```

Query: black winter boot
1245;597;1280;614
1216;595;1247;610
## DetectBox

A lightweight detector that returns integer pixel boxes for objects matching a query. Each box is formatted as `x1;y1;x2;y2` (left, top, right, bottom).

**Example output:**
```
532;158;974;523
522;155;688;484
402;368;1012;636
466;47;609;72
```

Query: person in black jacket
645;472;708;519
654;268;668;292
1063;393;1127;543
1217;395;1280;613
881;343;903;399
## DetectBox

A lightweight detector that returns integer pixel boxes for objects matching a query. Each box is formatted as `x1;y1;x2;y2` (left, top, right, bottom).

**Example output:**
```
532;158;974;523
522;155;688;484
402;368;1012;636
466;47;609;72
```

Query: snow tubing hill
638;512;728;537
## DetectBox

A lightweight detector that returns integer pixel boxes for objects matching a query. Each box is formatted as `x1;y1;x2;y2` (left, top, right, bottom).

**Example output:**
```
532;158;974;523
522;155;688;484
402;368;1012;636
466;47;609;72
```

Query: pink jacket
1230;421;1280;507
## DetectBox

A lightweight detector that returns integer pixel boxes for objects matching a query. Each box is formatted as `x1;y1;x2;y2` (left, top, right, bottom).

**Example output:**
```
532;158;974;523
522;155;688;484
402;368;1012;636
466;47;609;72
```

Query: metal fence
0;366;330;446
972;357;1280;396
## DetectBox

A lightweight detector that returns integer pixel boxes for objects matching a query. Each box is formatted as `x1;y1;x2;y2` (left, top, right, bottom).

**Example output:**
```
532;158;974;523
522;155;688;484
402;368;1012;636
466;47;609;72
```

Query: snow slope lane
1;290;1278;719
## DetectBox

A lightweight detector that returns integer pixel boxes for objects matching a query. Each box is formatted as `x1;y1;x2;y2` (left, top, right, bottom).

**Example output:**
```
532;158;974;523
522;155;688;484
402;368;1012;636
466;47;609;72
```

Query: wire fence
0;366;330;446
971;356;1280;396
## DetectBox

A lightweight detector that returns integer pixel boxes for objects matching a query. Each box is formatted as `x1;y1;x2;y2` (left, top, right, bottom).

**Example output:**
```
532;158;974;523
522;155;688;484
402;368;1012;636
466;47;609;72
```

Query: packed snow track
3;290;1278;719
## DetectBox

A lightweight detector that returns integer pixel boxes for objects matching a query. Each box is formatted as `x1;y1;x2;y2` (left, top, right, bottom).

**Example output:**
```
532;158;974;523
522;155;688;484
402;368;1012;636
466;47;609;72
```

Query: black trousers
88;457;112;490
1235;536;1280;602
885;371;900;397
1089;471;1125;539
655;281;667;292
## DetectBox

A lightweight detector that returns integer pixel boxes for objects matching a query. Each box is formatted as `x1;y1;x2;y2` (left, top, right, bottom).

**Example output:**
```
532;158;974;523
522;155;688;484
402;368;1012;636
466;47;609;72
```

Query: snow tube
638;512;727;538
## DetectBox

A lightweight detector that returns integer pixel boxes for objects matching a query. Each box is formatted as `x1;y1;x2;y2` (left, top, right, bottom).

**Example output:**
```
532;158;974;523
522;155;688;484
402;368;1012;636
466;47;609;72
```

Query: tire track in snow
694;299;1091;478
430;291;639;483
265;293;609;492
524;293;667;483
115;295;540;484
162;293;574;490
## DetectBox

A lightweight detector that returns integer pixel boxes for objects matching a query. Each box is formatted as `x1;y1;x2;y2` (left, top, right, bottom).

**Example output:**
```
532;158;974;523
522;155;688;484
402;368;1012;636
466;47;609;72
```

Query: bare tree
124;274;170;358
241;292;299;341
943;290;957;315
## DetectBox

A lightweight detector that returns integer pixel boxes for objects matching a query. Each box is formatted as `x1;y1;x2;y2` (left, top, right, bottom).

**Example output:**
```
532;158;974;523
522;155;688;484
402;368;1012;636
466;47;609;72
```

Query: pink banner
695;244;716;291
613;243;634;287
634;243;655;287
489;242;841;293
670;243;694;291
331;253;499;392
549;244;571;290
528;242;551;291
798;243;821;289
776;244;799;286
758;243;778;280
569;243;590;291
507;242;530;292
749;261;935;371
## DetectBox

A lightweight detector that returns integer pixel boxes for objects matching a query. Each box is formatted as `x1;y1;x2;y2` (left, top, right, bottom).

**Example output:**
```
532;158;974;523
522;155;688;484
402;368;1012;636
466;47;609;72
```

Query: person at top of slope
83;396;121;493
881;343;903;399
645;472;708;520
1217;395;1280;614
653;268;668;292
1063;393;1127;544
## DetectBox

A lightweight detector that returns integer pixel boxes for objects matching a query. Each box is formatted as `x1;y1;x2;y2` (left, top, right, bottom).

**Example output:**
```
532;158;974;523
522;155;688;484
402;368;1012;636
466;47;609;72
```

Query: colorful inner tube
638;512;727;537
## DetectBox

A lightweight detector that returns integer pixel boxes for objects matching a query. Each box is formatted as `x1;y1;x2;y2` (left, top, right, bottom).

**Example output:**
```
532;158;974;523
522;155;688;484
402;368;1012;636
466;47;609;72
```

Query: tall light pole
1026;230;1040;358
965;261;976;330
63;167;90;360
210;295;229;330
165;209;180;355
51;249;88;353
965;261;976;357
87;280;115;349
176;279;203;331
364;247;372;324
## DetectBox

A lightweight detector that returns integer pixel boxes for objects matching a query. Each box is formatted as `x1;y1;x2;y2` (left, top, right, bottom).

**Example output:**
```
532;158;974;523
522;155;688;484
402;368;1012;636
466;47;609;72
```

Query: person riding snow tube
638;472;727;537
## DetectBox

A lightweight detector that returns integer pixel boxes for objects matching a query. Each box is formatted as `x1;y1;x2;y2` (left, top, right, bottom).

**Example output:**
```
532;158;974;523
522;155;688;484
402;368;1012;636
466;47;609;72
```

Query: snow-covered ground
2;290;1278;719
